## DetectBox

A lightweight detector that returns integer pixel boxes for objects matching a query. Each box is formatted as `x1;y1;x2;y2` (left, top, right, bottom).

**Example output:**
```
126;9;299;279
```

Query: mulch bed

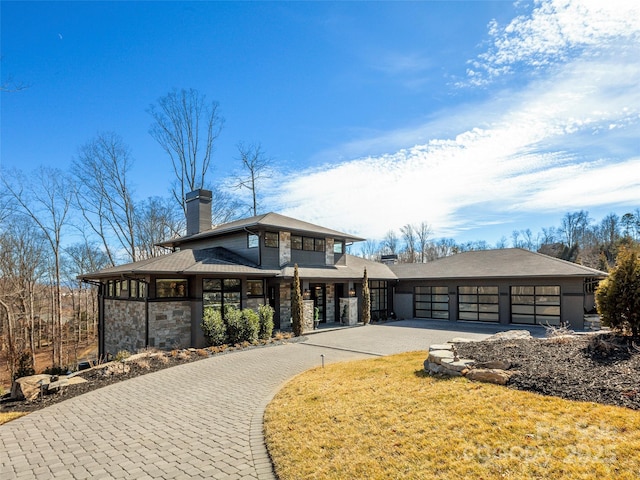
455;332;640;410
1;336;305;414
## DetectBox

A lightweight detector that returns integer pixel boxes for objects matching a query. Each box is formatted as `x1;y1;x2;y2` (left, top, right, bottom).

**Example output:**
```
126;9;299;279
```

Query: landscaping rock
441;358;475;373
428;344;453;352
466;368;512;385
10;374;51;401
450;337;476;343
485;330;532;342
428;350;455;364
475;360;512;370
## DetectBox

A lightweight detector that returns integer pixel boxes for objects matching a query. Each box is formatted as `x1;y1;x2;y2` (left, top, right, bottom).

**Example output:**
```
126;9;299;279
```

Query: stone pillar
279;283;292;330
325;238;334;265
339;297;358;326
279;231;291;266
303;300;315;333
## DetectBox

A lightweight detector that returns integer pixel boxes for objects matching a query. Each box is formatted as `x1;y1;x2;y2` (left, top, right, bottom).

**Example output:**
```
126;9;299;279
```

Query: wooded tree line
1;88;271;379
357;209;640;270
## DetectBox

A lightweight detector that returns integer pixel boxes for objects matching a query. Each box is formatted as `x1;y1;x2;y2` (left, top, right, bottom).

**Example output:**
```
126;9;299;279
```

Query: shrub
258;304;275;340
114;350;131;362
242;308;260;343
596;246;640;337
201;307;227;346
292;264;304;336
14;351;35;381
225;306;245;345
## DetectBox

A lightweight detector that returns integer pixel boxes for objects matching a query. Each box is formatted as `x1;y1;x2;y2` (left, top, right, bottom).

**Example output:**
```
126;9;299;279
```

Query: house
82;189;607;357
390;248;606;329
82;189;395;357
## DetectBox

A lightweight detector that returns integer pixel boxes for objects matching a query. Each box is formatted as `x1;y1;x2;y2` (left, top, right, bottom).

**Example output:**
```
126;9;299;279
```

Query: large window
511;286;561;326
458;286;499;322
246;279;264;297
248;234;259;248
414;286;449;319
203;278;241;312
156;279;188;298
333;241;344;254
370;281;388;321
291;235;303;250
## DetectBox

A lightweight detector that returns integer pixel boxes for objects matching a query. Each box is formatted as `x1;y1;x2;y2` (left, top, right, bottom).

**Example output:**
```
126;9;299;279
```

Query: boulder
428;344;453;352
441;358;475;373
428;349;455;364
466;368;512;385
449;337;476;343
485;330;532;342
475;360;512;370
10;374;52;401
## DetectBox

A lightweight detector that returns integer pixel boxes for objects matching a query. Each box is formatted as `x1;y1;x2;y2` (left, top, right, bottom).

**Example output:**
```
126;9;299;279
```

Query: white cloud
265;0;640;242
467;0;640;85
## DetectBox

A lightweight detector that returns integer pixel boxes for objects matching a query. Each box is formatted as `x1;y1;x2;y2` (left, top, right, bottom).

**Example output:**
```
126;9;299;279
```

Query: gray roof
81;248;277;279
389;248;608;280
280;255;397;281
158;212;364;248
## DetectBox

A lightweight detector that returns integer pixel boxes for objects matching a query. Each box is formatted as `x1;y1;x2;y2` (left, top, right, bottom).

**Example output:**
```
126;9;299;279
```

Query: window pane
248;234;259;248
512;314;536;324
459;311;477;320
291;235;302;250
156;279;188;298
512;286;534;295
536;295;560;306
536;286;560;295
512;305;535;315
458;286;476;294
264;232;279;248
333;241;343;254
415;286;431;294
130;280;138;297
315;238;325;252
479;295;499;304
512;295;534;305
224;278;241;290
433;286;448;294
459;294;477;303
203;279;222;291
303;237;314;250
247;280;264;296
139;282;146;298
478;286;498;294
432;310;449;319
432;302;449;311
536;305;560;316
478;312;499;322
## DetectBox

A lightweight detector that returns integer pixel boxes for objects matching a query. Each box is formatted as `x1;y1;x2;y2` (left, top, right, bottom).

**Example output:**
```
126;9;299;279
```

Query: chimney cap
186;189;213;202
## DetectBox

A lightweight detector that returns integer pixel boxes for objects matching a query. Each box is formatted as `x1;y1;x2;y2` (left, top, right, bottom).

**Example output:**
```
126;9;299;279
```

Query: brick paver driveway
1;320;543;479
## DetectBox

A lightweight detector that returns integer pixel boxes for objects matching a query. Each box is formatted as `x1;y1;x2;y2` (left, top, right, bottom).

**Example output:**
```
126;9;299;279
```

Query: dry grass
0;411;27;425
264;351;640;480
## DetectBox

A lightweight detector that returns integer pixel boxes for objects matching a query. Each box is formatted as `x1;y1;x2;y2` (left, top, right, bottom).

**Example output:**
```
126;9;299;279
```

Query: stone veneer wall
279;283;292;330
339;297;359;325
279;231;291;266
302;299;314;332
148;301;191;349
104;299;146;356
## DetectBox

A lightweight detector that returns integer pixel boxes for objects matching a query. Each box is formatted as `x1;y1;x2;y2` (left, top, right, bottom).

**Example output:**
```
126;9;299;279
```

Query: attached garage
390;249;607;330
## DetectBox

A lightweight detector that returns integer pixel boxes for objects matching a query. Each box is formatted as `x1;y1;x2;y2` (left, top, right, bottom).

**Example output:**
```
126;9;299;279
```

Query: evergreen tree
362;268;371;325
596;246;640;337
292;264;304;336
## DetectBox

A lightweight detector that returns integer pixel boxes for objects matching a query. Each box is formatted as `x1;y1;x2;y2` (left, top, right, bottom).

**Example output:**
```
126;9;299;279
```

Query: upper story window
291;235;303;250
303;237;314;251
248;234;259;248
334;241;344;254
264;232;279;248
315;238;325;252
247;279;264;296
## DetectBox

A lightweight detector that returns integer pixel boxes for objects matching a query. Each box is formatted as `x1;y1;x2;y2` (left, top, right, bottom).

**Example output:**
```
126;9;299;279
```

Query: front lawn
264;351;640;480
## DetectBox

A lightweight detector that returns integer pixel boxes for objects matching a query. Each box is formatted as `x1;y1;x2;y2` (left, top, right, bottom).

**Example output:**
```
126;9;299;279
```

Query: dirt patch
455;333;640;410
1;336;304;414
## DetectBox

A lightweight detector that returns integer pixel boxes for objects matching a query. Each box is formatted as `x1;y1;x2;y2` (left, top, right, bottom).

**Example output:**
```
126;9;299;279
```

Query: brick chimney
185;189;212;235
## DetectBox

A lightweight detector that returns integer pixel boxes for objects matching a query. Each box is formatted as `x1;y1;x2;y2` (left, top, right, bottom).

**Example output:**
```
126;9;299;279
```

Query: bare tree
135;196;183;259
2;167;73;368
415;221;432;263
360;239;380;261
148;88;224;212
73;132;137;264
232;142;272;216
560;210;591;248
400;224;417;263
382;230;399;256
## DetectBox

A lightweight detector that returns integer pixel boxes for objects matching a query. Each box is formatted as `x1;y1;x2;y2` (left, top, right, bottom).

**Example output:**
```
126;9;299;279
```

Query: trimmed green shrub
224;306;245;345
259;304;275;340
201;307;227;346
242;308;260;343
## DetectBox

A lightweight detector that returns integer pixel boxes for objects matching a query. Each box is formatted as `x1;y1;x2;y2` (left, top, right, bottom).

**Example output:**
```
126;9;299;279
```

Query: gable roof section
158;212;364;248
389;248;607;280
81;247;276;279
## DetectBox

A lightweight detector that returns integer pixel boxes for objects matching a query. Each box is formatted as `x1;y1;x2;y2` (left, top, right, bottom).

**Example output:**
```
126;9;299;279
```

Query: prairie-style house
82;189;606;357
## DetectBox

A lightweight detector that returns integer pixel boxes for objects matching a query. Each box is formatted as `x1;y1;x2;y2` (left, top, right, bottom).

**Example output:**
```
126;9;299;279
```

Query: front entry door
311;283;326;323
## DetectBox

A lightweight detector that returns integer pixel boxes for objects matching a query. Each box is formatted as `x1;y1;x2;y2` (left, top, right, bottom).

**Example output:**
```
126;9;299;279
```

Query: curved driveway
1;320;542;479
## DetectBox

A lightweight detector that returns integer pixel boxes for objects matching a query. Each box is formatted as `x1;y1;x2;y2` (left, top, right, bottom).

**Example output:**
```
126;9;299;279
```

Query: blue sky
2;0;639;246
